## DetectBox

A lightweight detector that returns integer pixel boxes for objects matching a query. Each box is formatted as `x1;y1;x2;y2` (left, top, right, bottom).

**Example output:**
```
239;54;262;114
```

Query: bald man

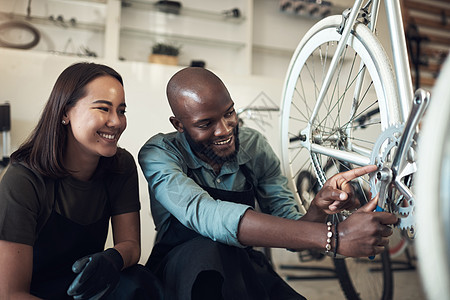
138;67;397;300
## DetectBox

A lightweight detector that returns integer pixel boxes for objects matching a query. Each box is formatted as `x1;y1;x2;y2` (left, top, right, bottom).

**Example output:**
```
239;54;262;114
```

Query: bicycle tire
280;15;398;299
416;56;450;300
334;249;393;300
0;21;40;49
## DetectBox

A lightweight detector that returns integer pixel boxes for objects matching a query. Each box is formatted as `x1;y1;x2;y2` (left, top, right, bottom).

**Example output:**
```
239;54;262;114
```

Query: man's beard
184;125;240;165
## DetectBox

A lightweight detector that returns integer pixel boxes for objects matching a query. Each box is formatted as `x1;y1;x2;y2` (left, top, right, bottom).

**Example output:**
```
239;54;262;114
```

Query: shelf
121;0;246;24
1;0;292;75
404;0;450;16
120;26;246;49
252;44;294;57
0;11;105;33
59;0;107;3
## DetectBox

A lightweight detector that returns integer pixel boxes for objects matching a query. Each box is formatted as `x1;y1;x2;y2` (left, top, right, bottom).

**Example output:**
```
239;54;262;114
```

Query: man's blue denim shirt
138;127;302;247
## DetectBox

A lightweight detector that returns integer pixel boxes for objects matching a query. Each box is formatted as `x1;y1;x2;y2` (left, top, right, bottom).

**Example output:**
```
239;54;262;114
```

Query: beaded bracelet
325;221;333;254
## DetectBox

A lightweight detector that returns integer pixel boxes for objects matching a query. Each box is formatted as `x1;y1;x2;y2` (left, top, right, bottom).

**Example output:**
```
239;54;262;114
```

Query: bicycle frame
277;1;423;297
300;0;414;168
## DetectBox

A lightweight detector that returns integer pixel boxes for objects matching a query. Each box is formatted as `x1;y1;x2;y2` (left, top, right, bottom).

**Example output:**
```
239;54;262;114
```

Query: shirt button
216;178;221;183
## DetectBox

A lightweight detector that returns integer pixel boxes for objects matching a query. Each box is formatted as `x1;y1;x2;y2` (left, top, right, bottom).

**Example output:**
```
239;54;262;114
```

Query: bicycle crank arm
375;167;393;212
391;89;430;178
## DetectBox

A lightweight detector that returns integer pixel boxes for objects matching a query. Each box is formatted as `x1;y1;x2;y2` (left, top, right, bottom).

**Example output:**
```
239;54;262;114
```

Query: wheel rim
280;26;388;208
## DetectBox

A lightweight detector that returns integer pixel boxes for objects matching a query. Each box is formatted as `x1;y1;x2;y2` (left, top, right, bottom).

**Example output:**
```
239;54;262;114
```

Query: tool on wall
279;0;332;18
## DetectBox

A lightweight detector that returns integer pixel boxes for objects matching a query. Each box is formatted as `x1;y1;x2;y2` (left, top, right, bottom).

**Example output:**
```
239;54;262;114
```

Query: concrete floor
270;245;426;300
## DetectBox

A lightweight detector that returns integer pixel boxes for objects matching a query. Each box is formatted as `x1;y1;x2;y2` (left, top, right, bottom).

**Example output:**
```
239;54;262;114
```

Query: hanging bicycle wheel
0;21;40;49
280;15;399;299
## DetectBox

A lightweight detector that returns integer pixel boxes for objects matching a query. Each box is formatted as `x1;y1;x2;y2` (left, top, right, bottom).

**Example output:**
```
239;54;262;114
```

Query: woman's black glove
67;248;124;300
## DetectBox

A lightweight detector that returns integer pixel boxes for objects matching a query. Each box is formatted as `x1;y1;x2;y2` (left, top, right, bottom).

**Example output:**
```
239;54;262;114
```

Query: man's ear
169;116;184;132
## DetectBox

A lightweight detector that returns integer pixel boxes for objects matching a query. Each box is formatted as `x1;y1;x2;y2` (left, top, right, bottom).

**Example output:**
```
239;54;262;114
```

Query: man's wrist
303;201;328;221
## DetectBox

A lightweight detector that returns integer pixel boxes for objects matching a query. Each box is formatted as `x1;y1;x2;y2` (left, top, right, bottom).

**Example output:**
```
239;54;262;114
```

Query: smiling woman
62;76;127;178
0;62;163;299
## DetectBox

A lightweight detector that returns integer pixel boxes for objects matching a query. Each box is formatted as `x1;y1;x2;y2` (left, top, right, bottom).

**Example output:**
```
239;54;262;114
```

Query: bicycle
415;55;450;300
279;0;430;299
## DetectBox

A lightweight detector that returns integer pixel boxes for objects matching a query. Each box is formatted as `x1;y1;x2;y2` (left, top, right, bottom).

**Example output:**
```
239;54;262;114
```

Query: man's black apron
147;165;304;300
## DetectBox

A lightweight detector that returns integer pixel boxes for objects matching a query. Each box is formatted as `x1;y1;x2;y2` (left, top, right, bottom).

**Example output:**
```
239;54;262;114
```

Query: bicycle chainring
369;124;416;235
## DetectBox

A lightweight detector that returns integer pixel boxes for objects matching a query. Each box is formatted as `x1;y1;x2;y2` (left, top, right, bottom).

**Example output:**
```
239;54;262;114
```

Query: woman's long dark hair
10;62;124;178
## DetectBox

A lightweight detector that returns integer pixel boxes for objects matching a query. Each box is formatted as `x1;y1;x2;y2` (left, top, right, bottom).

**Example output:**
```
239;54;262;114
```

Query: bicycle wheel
416;56;450;300
334;248;392;300
280;15;398;299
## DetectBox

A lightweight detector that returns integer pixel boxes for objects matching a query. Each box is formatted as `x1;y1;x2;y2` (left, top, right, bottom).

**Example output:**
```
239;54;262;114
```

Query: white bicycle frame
301;0;414;167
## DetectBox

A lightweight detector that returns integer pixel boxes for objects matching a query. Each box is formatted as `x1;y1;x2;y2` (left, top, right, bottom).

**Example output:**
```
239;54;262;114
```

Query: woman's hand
67;248;124;300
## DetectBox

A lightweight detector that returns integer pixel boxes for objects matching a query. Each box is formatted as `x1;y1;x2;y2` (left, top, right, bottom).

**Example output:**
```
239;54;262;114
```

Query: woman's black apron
147;165;304;300
30;181;109;299
30;181;164;300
